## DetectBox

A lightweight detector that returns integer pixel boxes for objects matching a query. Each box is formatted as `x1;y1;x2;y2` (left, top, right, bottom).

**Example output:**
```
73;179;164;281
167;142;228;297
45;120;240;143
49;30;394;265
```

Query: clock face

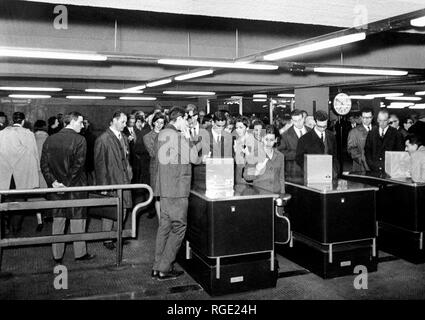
333;93;352;115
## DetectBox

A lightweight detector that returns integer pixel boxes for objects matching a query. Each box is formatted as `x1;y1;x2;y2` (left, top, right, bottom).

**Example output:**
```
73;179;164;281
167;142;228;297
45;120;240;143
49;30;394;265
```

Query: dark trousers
153;197;188;273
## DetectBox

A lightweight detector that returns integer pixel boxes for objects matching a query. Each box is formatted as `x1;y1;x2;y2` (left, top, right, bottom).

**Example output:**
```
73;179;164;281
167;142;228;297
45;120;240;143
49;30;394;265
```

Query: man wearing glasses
364;109;404;173
347;107;374;173
295;110;339;177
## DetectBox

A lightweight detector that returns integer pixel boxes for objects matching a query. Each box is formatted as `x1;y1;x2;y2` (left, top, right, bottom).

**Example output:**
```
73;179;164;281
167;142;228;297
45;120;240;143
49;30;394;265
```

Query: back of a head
64;111;83;126
168;107;185;123
12;112;25;124
34;120;47;132
314;110;328;122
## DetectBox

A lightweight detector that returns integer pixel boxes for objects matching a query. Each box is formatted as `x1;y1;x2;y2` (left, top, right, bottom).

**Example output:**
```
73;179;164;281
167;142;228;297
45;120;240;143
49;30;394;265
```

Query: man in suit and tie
192;110;233;188
94;111;133;250
152;107;201;280
295;110;339;177
347;107;374;173
364;109;404;173
278;109;310;178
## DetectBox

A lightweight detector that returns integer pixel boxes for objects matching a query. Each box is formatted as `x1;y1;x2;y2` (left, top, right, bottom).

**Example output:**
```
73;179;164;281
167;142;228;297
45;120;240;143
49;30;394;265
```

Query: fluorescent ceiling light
66;95;106;100
86;88;143;93
409;104;425;109
349;95;373;100
263;32;366;61
314;67;408;76
411;16;425;27
0;47;107;61
365;93;403;98
146;79;172;87
163;91;215;96
415;91;425;96
278;93;295;98
175;70;214;81
253;99;267;102
387;102;413;109
8;94;51;99
158;59;278;70
0;86;62;91
385;96;422;101
253;94;267;98
119;96;157;101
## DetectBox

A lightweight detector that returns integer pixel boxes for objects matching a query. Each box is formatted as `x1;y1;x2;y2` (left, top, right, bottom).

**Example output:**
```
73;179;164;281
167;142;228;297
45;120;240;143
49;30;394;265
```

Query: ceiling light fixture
86;88;143;93
119;97;157;101
158;59;278;70
66;95;106;100
415;91;425;96
163;91;215;96
409;104;425;109
146;79;172;87
253;99;267;102
0;86;62;91
365;93;404;98
175;70;214;81
277;93;295;98
348;95;373;100
385;96;422;101
253;94;267;98
387;102;413;109
314;67;408;76
0;47;107;61
263;32;366;61
411;16;425;27
8;94;51;99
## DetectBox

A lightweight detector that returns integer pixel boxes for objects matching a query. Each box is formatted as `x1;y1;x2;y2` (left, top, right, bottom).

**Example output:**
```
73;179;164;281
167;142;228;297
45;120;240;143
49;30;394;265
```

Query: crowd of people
0;104;424;278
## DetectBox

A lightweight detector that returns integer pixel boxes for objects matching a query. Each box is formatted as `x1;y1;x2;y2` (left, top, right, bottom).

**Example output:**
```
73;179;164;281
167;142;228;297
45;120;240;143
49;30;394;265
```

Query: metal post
216;257;220;279
116;189;123;267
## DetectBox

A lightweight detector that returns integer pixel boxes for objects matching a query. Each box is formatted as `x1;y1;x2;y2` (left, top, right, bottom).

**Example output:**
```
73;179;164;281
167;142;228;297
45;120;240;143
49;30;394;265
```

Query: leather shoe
157;269;184;281
151;270;159;278
75;253;96;261
103;241;116;250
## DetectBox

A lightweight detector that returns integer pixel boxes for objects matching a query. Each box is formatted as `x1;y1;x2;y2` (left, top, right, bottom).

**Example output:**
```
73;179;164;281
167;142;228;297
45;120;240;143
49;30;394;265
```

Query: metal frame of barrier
0;184;153;271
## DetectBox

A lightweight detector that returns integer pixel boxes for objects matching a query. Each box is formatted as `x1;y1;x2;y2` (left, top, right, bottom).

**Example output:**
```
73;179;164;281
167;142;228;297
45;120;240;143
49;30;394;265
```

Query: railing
0;184;153;271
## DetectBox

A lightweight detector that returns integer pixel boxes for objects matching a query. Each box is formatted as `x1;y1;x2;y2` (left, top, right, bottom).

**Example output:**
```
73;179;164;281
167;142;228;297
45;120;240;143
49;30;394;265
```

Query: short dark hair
12;112;25;124
213;110;227;122
252;119;264;128
291;109;304;118
152;112;165;125
34;120;47;132
235;115;250;128
406;134;423;148
47;116;57;127
111;110;126;122
0;112;6;118
360;107;374;116
300;110;308;116
64;111;83;125
264;124;276;136
168;107;185;122
314;110;328;122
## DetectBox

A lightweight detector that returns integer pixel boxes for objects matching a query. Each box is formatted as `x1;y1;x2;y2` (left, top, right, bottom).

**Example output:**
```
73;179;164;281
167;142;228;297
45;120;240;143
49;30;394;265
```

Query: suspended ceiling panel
23;0;425;27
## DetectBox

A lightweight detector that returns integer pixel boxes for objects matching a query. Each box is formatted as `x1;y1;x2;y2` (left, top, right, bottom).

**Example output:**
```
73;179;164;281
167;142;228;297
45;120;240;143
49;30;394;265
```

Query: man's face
404;119;414;131
361;112;373;127
389;115;399;129
263;133;277;148
292;114;305;130
315;119;328;133
199;111;206;118
235;122;246;137
114;114;127;132
0;116;6;125
212;120;226;135
253;124;263;140
377;112;389;130
127;118;136;128
405;140;418;155
70;116;84;133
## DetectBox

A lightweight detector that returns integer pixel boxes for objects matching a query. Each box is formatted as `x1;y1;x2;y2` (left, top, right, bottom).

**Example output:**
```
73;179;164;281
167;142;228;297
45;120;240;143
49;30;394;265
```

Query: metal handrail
0;184;150;195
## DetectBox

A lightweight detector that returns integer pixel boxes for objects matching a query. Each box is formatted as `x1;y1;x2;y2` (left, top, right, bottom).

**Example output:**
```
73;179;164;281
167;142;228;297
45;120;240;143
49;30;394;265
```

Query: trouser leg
156;198;188;273
153;198;172;271
70;219;87;258
52;217;67;259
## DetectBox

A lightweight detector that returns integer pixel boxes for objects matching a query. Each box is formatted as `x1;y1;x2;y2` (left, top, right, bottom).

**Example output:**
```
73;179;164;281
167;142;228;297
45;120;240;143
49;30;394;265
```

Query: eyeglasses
316;124;327;129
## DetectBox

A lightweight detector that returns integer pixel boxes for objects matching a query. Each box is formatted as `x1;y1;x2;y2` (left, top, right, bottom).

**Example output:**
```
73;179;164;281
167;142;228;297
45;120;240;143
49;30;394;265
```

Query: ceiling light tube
146;79;172;87
365;93;404;98
263;32;366;61
349;95;373;100
163;91;215;96
409;104;425;109
119;97;157;101
411;16;425;27
175;70;214;81
415;91;425;96
278;93;295;98
253;99;267;102
158;59;278;70
387;102;413;109
8;94;51;99
86;88;143;93
314;67;408;76
253;94;267;98
66;95;106;100
0;47;107;61
0;86;62;91
385;96;422;101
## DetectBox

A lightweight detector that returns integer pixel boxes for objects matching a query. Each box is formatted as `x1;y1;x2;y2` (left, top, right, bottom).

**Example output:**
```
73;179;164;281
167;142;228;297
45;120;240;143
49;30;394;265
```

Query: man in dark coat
278;109;310;179
364;109;405;173
295;110;339;177
41;111;94;263
408;114;425;143
152;107;201;280
94;111;133;250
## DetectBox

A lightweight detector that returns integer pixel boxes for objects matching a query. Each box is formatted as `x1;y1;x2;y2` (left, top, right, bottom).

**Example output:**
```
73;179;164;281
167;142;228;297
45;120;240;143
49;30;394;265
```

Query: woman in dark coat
143;113;165;220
